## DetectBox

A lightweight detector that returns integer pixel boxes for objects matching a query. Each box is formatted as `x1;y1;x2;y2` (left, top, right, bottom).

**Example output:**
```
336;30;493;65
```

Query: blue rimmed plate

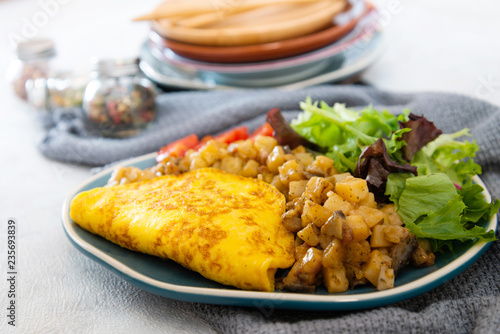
140;6;384;89
62;152;497;310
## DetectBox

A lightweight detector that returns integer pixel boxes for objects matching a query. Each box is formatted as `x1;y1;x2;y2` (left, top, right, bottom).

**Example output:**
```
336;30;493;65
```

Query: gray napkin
39;85;414;166
44;85;500;333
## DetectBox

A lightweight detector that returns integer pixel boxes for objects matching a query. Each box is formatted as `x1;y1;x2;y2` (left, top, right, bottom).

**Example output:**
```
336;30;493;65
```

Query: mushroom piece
390;233;418;275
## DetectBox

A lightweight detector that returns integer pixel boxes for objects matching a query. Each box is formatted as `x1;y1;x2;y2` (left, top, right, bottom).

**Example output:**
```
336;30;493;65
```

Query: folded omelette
70;168;295;292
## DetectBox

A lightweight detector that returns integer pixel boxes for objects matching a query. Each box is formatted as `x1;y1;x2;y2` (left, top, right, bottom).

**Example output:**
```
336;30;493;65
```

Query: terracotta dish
149;2;373;64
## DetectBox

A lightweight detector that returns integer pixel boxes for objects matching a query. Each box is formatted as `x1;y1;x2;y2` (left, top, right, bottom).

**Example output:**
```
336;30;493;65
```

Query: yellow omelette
70;168;295;292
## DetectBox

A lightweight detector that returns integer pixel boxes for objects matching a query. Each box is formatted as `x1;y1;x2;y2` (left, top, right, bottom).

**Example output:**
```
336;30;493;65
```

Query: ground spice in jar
7;39;56;101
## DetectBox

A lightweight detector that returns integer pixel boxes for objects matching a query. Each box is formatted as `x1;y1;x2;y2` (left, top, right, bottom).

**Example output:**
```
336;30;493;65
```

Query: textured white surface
0;0;499;333
364;0;500;106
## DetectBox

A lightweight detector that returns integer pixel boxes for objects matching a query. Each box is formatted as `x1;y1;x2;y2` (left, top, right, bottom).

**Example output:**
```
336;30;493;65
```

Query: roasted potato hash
107;135;435;293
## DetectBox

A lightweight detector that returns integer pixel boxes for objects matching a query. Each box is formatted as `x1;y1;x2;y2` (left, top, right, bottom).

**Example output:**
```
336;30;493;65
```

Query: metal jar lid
90;58;140;77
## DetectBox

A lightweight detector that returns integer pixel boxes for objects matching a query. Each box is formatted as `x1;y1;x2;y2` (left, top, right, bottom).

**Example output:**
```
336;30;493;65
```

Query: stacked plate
138;0;383;90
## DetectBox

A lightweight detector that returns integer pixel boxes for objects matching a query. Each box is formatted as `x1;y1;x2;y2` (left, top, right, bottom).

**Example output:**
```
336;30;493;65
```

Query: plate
62;152;498;311
140;14;384;89
149;1;372;63
147;8;379;75
139;32;384;90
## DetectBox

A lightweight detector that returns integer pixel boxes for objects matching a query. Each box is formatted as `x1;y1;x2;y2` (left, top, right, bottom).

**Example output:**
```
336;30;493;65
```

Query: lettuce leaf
291;98;407;172
386;173;498;252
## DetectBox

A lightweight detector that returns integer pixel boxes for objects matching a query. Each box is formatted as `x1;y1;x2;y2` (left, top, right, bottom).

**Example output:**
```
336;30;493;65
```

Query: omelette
70;168;295;292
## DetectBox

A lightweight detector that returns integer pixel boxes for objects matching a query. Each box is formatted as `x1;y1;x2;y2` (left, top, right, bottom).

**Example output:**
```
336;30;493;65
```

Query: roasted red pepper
212;126;249;144
249;122;274;139
156;134;200;162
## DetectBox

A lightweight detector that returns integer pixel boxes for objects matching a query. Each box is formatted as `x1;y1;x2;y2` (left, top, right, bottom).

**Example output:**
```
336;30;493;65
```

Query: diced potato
294;152;315;167
282;247;323;289
304;177;333;204
257;166;274;183
300;247;323;277
345;240;371;268
335;177;369;203
189;153;209;170
321;210;345;240
411;241;436;267
230;139;257;160
291;145;306;154
363;250;392;287
319;233;334;249
270;175;288;196
323;192;354;215
178;156;191;173
322;238;345;268
345;215;371;242
278;160;305;186
377;264;394;291
306;155;338;177
288;180;309;200
199;140;223;165
266;145;286;173
287;196;306;215
383;225;407;243
301;199;316;225
240;159;260;178
370;225;393;248
162;161;179;175
332;172;352;183
220;156;243;174
297;223;320;246
294;242;310;261
302;202;331;227
379;204;404;226
358;192;377;208
211;161;221;170
323;265;349;293
253;135;277;156
345;263;366;283
282;210;303;233
378;248;390;256
350;206;385;228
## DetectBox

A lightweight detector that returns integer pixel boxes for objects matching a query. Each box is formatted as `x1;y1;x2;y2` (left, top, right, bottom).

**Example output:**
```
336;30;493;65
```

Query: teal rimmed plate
62;152;497;310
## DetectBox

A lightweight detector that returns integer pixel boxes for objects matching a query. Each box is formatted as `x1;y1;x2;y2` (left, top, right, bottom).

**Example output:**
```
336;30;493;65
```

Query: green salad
282;98;499;252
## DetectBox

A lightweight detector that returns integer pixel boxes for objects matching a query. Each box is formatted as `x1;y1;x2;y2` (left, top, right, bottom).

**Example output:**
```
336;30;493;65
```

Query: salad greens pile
289;98;499;252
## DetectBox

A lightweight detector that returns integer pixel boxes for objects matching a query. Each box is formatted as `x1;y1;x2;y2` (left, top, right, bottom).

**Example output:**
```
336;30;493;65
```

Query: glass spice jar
46;71;87;110
7;38;56;101
82;58;156;138
25;70;89;112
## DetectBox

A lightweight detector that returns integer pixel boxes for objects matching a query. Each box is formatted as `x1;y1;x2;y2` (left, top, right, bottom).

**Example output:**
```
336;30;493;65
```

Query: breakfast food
102;131;432;293
70;168;295;291
70;99;498;294
136;0;348;46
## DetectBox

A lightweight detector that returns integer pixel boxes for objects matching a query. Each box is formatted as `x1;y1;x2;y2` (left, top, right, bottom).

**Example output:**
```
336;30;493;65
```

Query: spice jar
7;38;56;101
25;70;89;112
82;58;156;138
46;71;87;109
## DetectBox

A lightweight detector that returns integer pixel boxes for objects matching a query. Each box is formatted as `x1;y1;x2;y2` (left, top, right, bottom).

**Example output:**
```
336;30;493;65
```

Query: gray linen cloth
41;85;500;333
